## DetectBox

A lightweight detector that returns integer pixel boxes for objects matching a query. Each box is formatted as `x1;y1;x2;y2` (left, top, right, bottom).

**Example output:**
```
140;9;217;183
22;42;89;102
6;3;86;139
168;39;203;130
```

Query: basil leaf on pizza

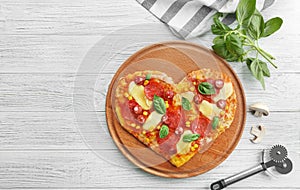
212;116;220;130
159;124;169;138
198;82;216;95
153;95;166;114
183;134;200;142
182;97;191;111
145;73;151;80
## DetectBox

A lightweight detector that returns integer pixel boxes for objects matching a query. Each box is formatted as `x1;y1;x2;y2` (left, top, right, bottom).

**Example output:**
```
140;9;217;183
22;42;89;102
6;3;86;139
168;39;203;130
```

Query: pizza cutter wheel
210;145;293;190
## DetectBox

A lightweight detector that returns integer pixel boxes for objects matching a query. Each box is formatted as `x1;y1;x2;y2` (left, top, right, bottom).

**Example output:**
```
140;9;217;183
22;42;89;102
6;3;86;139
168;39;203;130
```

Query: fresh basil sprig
159;124;169;138
198;82;216;95
183;134;200;142
182;97;191;111
153;95;166;114
211;0;283;89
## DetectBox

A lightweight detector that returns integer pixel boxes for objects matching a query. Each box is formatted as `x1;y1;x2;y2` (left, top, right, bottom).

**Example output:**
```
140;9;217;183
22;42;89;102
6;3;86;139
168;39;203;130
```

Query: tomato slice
144;79;164;100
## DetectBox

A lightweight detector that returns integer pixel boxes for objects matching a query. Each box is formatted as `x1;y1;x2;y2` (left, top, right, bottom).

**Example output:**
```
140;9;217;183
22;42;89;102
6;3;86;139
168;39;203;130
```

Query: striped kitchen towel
137;0;275;39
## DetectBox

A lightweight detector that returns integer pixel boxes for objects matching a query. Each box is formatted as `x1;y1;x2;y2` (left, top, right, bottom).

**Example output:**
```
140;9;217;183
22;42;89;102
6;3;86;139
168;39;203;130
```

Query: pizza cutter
210;145;293;190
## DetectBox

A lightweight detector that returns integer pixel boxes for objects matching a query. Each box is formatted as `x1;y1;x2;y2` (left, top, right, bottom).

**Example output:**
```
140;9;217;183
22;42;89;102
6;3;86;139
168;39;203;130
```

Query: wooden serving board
105;41;246;178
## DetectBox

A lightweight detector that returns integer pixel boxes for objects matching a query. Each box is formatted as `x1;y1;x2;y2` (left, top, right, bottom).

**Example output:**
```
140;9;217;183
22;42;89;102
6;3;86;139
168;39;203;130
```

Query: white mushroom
249;102;269;117
250;125;266;144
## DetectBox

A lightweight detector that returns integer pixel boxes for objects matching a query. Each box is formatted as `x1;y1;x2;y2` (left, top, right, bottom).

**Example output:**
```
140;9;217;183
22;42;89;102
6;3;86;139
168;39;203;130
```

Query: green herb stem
243;37;277;68
258;47;275;60
255;47;277;68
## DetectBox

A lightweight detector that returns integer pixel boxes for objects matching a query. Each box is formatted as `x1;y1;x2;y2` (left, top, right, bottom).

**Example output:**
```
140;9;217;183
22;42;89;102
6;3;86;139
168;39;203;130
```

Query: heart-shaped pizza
114;69;237;167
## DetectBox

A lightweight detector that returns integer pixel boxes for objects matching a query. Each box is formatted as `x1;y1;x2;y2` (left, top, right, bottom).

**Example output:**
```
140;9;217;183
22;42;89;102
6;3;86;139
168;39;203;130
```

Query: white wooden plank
0;112;299;153
0;189;296;190
0;28;178;74
0;73;299;112
0;34;299;74
0;0;298;37
0;189;295;190
0;150;299;188
0;0;156;35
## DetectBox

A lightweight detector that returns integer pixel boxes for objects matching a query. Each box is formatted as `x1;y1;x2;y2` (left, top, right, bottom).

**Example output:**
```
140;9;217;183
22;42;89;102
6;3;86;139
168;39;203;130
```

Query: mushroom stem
254;111;263;117
250;125;266;144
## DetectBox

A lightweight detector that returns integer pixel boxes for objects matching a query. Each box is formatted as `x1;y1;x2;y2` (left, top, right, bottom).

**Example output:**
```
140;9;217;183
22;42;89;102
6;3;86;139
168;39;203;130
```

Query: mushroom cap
249;102;269;116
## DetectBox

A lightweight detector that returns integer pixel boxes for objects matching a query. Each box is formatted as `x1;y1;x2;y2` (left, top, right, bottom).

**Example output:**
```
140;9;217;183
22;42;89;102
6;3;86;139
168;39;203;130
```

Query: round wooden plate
105;41;246;178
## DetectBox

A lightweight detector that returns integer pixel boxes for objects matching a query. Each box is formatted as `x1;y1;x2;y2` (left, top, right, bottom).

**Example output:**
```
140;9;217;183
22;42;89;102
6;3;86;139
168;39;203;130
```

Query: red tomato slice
144;79;164;100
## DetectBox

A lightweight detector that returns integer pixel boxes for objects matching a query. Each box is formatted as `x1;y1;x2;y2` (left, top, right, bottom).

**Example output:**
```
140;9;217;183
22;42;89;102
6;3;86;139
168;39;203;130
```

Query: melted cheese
180;92;194;102
176;130;192;155
199;100;222;120
128;82;152;110
142;111;163;131
213;82;233;102
172;94;181;106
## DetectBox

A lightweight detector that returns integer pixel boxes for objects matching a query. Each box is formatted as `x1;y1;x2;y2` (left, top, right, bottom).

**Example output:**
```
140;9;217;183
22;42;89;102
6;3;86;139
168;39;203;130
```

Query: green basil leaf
198;82;216;95
259;60;270;77
225;34;244;57
246;58;254;70
182;97;191;111
249;59;266;89
211;13;232;35
212;42;239;62
247;58;270;77
236;0;256;27
262;17;283;37
153;95;166;114
145;73;151;80
247;9;264;39
159;124;169;139
212;116;219;130
213;36;224;44
183;134;200;142
249;59;260;78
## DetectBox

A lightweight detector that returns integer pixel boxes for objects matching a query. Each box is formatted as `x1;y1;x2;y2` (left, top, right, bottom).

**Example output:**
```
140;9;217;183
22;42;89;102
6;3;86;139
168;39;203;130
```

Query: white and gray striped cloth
137;0;275;39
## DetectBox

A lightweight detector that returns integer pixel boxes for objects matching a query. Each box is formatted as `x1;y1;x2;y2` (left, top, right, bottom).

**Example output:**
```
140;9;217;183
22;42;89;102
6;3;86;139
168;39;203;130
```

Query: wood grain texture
0;150;299;188
0;0;155;35
0;30;299;74
0;112;299;152
0;0;299;188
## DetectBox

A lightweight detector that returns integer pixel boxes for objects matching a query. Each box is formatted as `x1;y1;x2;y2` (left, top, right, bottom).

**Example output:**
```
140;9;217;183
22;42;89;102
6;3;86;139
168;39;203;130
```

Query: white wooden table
0;0;299;189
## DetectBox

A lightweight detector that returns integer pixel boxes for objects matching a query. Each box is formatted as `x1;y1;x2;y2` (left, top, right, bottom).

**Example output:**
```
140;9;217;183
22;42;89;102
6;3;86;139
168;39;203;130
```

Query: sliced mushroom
249;102;269;117
250;125;266;144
